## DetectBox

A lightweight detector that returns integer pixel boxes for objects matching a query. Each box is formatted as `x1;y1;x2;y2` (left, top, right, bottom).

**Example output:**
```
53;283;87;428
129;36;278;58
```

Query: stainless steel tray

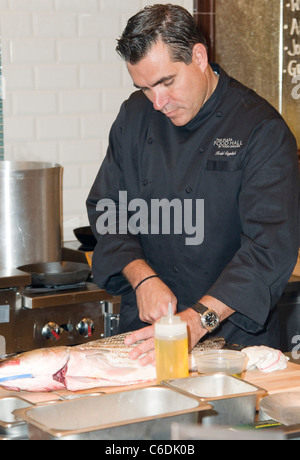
14;386;211;440
0;396;33;439
259;392;300;426
163;374;266;426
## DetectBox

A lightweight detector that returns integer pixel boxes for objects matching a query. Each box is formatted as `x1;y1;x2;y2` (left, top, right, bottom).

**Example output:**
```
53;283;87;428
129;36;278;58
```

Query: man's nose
152;88;169;111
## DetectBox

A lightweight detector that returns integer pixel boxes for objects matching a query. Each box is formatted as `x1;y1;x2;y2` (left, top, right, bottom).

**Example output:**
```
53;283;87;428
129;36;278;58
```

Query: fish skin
0;333;226;393
0;335;156;392
0;347;71;392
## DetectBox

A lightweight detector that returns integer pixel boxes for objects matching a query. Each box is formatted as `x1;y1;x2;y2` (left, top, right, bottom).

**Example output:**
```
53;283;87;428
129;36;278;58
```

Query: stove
0;248;120;357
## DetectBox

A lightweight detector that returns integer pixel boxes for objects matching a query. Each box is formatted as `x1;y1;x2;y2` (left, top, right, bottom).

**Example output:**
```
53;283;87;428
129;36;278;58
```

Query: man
87;4;299;365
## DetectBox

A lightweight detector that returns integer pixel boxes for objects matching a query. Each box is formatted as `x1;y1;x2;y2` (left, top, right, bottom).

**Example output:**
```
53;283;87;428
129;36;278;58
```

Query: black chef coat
87;64;300;348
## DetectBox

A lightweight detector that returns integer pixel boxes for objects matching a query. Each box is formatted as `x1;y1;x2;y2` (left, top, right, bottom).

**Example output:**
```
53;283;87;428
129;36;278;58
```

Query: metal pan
13;387;211;440
18;261;91;287
73;227;97;249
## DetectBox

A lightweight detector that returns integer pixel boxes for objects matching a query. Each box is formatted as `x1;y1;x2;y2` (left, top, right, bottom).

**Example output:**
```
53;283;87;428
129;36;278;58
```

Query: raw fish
0;333;226;392
0;333;155;392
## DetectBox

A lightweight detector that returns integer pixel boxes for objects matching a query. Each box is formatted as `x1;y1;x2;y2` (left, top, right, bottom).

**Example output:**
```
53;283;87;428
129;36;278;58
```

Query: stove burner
24;282;87;295
0;249;119;356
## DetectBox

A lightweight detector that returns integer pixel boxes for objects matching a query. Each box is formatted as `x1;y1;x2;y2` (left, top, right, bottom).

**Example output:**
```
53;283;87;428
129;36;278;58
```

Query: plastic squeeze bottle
155;303;189;383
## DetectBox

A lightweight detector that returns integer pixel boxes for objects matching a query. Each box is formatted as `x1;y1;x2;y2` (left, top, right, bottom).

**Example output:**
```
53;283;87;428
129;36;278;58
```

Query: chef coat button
147;138;153;144
216;111;223;118
172;266;179;273
185;186;193;194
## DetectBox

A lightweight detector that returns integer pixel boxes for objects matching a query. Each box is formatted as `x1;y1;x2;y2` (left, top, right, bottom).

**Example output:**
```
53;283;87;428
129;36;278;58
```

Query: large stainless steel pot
0;162;62;269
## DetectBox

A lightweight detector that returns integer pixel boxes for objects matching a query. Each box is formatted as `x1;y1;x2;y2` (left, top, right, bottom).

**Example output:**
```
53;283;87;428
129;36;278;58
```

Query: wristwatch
191;302;220;332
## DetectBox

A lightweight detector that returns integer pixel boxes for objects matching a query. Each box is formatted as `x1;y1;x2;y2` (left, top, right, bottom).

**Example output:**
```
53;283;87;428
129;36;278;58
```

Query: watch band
191;302;209;315
191;302;220;332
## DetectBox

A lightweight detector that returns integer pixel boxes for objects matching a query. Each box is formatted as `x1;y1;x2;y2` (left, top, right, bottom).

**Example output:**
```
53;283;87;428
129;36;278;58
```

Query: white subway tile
4;141;59;163
63;164;82;189
2;0;193;242
0;0;9;8
2;93;12;116
79;13;121;39
1;41;10;68
12;91;58;115
102;88;133;114
4;116;36;142
79;64;123;89
122;66;135;88
35;65;78;89
100;39;121;63
58;39;99;63
33;13;78;38
0;12;32;38
80;113;114;139
100;0;141;12
36;115;80;140
59;90;101;114
10;39;56;64
63;187;88;214
2;65;34;89
9;0;55;10
58;139;102;164
24;141;59;162
55;0;98;12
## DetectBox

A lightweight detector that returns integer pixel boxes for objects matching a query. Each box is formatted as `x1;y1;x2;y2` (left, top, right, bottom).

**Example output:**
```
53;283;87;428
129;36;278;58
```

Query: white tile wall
1;0;193;241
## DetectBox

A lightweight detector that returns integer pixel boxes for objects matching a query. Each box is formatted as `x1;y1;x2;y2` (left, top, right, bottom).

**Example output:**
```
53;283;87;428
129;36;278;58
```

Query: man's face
127;40;212;127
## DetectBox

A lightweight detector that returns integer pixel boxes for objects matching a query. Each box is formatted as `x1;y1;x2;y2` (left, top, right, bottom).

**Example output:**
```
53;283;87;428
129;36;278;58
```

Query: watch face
205;312;218;327
202;311;220;331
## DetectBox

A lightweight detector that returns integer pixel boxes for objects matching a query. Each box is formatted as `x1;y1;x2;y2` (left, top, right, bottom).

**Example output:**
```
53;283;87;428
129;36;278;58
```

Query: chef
87;4;299;365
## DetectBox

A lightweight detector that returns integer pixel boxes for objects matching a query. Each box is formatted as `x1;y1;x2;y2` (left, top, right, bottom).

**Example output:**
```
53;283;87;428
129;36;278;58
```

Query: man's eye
165;79;174;87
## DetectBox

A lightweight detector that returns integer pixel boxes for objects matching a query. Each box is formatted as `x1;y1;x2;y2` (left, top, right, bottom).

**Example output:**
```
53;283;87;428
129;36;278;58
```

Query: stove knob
76;319;95;338
42;322;61;341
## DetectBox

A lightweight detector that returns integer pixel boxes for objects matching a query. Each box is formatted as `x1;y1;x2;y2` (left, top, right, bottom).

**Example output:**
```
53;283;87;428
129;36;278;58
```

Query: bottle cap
155;303;187;338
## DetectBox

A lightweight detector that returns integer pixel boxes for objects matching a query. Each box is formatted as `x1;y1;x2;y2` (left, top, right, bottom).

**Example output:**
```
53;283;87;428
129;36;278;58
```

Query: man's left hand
124;308;207;366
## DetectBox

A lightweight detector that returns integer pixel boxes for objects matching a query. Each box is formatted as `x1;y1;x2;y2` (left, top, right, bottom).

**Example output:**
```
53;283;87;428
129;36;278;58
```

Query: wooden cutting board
244;361;300;395
54;362;300;399
3;362;300;405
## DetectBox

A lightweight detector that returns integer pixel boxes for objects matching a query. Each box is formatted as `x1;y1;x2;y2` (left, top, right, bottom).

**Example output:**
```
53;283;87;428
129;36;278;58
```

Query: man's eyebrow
134;74;176;90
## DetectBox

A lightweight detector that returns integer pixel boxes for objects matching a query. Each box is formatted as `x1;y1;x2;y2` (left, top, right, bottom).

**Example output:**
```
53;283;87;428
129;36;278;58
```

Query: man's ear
193;43;208;72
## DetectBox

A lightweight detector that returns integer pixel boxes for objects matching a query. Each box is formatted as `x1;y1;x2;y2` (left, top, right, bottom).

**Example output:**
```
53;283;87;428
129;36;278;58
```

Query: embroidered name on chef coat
213;138;243;157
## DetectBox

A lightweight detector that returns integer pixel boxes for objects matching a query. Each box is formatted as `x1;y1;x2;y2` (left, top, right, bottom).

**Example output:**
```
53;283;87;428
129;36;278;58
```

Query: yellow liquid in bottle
155;336;189;383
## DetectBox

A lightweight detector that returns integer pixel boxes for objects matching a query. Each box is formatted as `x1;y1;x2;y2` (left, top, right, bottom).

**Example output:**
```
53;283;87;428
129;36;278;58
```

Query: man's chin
164;109;192;127
169;115;190;127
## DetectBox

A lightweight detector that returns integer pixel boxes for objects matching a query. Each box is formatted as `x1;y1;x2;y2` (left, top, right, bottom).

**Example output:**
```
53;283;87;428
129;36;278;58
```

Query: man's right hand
122;259;177;324
135;275;177;323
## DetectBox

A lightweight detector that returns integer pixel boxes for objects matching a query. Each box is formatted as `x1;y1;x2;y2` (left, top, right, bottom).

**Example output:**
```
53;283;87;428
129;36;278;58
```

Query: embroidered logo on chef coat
213;138;243;157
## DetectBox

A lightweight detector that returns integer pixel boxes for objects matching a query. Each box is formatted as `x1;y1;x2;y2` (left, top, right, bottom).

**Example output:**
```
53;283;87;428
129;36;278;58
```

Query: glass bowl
194;350;247;378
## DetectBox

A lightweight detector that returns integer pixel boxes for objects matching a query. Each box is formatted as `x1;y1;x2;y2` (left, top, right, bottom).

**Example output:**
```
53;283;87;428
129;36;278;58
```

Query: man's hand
124;325;156;366
136;276;177;323
122;259;177;324
124;295;235;366
124;308;207;366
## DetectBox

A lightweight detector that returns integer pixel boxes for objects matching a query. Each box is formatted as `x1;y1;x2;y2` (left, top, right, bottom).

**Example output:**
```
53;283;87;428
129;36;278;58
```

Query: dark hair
116;4;207;65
